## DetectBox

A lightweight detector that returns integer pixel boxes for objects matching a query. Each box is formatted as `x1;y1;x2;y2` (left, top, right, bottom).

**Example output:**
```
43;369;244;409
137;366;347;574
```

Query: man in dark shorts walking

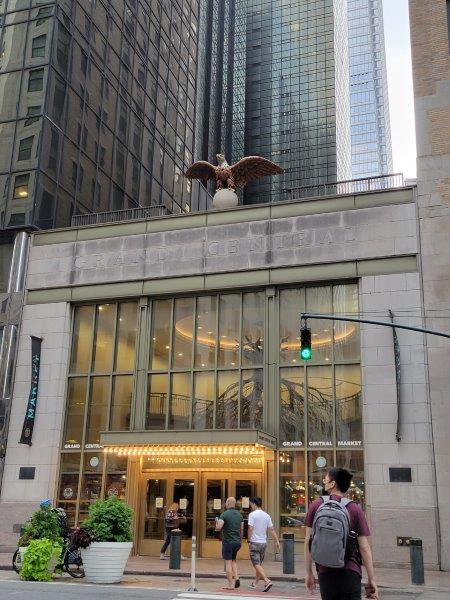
304;467;378;600
215;496;244;590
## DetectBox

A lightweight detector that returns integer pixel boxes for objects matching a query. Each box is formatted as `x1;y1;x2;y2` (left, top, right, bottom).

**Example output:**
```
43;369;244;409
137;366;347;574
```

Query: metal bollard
187;536;198;591
282;532;295;574
410;539;425;585
169;529;182;570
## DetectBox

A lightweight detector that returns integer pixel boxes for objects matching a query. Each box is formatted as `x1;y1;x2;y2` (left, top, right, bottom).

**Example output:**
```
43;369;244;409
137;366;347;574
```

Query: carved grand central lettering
73;226;356;271
27;202;418;290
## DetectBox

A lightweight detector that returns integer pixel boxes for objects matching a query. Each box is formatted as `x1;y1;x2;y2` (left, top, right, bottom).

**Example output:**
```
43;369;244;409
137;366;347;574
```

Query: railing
71;205;171;227
70;174;407;227
287;173;406;201
70;180;213;228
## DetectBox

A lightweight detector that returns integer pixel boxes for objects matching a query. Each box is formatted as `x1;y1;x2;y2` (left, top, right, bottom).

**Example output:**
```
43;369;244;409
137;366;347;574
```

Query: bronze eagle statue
185;153;283;192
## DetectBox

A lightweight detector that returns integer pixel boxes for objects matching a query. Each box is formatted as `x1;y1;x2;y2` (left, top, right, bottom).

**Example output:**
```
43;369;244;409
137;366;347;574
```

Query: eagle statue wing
230;156;284;188
185;161;216;181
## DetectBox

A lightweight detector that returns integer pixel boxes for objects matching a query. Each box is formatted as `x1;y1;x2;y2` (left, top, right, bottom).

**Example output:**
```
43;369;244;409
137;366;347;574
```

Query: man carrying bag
304;467;378;599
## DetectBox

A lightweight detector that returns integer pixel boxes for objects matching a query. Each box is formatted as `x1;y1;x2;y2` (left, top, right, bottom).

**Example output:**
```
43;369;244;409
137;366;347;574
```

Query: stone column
0;232;29;495
410;0;450;570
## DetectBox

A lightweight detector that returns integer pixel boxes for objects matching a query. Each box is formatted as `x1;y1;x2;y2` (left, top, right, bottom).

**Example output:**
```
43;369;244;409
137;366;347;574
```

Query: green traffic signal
300;346;312;360
300;325;312;361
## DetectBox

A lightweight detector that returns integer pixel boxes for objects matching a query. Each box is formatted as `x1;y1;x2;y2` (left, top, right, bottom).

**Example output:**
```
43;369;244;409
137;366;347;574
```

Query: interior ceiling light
175;316;355;349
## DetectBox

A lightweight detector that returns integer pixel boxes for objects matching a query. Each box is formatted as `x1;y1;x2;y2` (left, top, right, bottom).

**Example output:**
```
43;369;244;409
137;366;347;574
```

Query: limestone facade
0;188;442;568
410;0;450;570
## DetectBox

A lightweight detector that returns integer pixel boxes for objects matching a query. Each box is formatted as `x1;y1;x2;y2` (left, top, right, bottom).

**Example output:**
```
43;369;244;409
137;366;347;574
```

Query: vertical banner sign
19;336;43;446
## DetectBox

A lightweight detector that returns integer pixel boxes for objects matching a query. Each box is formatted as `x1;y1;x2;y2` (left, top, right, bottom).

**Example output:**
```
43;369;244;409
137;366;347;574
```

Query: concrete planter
81;541;132;583
18;546;27;562
17;546;27;572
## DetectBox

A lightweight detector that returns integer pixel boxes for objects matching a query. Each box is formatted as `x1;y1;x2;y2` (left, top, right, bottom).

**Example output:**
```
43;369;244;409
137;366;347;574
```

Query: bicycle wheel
63;545;84;578
12;548;22;574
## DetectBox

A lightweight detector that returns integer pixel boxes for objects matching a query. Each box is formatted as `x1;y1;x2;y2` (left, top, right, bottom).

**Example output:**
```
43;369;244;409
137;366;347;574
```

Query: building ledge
100;429;277;450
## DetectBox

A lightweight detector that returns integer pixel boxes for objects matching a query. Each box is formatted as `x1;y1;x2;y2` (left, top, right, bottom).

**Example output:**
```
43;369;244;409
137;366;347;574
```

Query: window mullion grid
331;286;337;465
188;295;197;430
107;303;119;431
266;288;275;435
100;445;108;500
146;299;154;429
61;307;83;525
81;304;98;453
76;304;97;524
303;288;310;510
237;292;243;429
303;361;309;509
166;298;174;430
130;298;148;430
213;294;220;429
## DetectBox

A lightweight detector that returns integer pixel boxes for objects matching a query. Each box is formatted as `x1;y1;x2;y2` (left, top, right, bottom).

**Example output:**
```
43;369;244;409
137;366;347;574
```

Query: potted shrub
18;500;63;570
73;495;133;584
20;538;62;581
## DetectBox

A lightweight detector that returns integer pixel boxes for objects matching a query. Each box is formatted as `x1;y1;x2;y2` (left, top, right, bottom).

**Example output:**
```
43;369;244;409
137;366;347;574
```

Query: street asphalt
0;574;447;600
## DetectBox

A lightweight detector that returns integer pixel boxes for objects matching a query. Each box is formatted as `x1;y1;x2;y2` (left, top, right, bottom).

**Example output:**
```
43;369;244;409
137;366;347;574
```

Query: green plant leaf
19;506;63;546
20;539;62;582
82;496;133;543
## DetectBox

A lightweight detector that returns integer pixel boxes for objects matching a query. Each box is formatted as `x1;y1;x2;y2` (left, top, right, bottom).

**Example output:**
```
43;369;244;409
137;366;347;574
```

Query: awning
100;429;277;453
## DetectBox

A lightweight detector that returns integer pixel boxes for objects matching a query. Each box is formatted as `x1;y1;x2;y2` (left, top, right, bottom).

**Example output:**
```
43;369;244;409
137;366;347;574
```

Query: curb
0;564;301;580
124;570;302;582
1;564;448;594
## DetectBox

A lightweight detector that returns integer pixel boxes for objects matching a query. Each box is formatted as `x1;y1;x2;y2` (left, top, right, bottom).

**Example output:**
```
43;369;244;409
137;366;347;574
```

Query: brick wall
409;1;450;98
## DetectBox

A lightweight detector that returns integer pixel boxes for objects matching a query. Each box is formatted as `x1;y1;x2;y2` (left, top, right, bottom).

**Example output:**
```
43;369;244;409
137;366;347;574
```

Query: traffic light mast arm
300;313;450;340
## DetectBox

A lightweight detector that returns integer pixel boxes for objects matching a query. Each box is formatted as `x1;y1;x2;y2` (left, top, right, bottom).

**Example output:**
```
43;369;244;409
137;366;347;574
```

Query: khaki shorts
249;542;266;566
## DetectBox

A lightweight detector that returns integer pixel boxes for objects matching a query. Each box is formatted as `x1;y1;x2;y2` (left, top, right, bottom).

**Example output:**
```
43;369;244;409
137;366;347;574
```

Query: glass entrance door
200;472;262;558
139;472;199;556
139;470;262;557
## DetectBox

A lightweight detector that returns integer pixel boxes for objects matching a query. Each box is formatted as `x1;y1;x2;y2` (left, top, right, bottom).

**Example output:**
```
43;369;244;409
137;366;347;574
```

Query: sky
382;0;417;179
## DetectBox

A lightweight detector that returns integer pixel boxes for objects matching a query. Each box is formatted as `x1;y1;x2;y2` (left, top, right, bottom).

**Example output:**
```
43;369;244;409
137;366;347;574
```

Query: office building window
64;302;138;449
24;106;41;126
18;137;34;161
31;35;47;58
28;69;44;92
36;6;53;26
13;174;30;199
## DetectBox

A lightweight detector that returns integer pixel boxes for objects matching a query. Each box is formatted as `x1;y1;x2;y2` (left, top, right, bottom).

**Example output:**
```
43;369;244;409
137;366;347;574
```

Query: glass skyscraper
347;0;393;178
195;0;246;182
244;0;351;204
0;0;207;494
196;0;352;205
0;0;205;234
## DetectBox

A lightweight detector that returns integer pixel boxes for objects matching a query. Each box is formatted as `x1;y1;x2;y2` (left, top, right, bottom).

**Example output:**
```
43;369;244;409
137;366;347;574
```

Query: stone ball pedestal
213;188;239;209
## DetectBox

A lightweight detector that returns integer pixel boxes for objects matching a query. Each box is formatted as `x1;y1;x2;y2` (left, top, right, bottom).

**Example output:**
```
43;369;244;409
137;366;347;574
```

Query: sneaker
234;578;240;589
248;582;257;589
181;555;188;560
159;554;168;560
263;581;273;592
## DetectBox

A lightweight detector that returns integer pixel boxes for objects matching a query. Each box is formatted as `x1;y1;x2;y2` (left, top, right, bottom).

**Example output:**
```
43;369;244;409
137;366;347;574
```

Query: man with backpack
304;467;378;600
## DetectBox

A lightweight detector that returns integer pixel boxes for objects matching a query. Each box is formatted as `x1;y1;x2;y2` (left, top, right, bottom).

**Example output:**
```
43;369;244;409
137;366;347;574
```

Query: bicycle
12;540;84;578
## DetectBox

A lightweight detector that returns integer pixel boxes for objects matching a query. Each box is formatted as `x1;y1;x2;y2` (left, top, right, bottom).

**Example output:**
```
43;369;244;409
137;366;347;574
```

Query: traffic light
300;324;312;360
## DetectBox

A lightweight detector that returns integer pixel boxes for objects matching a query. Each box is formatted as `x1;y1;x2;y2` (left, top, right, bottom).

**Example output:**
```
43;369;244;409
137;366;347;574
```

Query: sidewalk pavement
2;551;450;593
